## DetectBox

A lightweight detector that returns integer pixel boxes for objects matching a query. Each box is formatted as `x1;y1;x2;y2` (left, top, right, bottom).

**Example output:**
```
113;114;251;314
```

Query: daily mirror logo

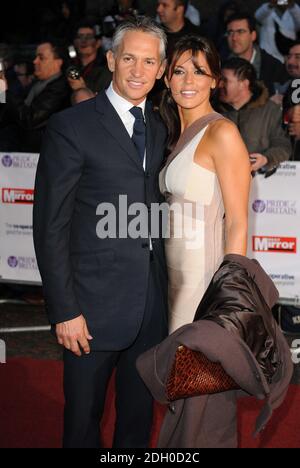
253;236;297;253
1;188;34;204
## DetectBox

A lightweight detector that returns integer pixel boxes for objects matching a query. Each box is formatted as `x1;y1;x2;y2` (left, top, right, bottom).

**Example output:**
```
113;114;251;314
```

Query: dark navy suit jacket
33;90;168;350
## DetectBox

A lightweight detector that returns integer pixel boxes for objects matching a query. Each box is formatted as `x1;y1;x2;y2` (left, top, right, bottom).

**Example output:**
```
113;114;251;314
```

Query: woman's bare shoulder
208;118;239;139
206;118;243;150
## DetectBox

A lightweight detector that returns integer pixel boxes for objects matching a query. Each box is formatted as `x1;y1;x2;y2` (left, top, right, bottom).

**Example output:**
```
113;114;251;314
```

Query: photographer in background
67;20;112;95
255;1;300;63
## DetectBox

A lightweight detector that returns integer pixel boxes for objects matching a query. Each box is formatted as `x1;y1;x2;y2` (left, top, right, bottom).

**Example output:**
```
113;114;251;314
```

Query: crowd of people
0;0;299;161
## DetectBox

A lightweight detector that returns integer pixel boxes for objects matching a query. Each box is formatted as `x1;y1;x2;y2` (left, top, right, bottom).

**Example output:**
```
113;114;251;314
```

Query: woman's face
166;50;216;111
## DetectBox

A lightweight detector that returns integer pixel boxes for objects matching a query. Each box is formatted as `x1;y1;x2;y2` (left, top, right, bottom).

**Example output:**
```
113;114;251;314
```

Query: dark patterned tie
130;106;146;163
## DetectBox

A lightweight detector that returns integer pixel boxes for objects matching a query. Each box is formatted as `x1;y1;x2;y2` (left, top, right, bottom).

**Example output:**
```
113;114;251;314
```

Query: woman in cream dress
159;36;251;333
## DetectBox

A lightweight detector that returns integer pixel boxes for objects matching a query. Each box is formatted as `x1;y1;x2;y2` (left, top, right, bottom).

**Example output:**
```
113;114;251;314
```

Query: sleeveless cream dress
159;126;225;333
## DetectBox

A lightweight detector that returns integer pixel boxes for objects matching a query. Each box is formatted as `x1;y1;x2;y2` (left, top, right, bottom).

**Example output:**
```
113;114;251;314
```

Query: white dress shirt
106;82;147;169
106;82;153;249
255;3;300;63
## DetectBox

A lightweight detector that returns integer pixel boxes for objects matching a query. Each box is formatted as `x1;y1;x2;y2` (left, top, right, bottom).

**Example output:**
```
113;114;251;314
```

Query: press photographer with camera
255;0;300;63
67;20;112;94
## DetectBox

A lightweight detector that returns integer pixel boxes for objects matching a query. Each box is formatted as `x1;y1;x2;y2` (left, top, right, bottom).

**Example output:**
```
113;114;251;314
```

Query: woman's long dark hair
160;36;221;154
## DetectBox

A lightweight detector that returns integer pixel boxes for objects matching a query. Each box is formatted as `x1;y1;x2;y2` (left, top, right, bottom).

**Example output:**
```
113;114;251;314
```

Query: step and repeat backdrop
0;153;299;302
247;161;300;303
0;153;41;284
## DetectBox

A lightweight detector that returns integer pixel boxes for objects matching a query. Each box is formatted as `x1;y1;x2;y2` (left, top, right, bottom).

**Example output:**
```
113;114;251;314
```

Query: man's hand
270;93;283;105
0;75;8;91
250;153;268;171
288;104;300;123
288;121;300;137
68;76;87;91
56;315;93;357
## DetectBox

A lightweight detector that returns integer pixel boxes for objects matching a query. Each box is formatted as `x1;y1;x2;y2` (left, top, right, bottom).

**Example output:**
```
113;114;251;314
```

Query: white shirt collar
250;48;257;64
106;82;146;118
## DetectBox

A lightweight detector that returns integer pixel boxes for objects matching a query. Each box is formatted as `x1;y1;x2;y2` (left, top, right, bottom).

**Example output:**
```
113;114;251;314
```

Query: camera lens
67;66;81;80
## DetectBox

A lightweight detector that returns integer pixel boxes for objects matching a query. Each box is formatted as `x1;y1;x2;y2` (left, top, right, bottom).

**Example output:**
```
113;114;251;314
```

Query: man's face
219;68;243;105
286;45;300;78
106;31;165;105
74;27;101;57
33;43;62;81
226;19;256;56
14;63;33;88
157;0;180;28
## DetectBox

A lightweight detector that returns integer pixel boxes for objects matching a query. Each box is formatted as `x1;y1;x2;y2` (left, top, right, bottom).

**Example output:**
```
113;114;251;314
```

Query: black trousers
63;258;167;448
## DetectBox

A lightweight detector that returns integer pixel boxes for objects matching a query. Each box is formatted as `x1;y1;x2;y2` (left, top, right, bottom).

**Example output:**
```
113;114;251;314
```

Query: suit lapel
95;91;143;170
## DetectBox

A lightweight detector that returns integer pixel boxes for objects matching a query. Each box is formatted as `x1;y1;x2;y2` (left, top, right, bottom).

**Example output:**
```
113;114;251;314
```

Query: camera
66;65;81;80
68;45;77;60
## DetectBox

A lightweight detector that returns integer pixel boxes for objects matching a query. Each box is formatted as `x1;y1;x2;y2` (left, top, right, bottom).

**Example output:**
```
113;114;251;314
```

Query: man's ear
106;50;115;73
56;58;63;71
251;30;257;43
156;59;167;80
176;5;185;17
242;78;250;91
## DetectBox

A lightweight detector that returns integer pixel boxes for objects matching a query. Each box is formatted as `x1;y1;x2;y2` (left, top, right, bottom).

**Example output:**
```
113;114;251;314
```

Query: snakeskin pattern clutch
166;345;240;401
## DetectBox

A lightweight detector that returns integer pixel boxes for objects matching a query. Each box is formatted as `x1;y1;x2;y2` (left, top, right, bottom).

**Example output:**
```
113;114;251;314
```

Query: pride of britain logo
1;154;37;170
252;200;266;213
252;199;297;216
7;256;37;270
1;155;13;168
7;256;18;268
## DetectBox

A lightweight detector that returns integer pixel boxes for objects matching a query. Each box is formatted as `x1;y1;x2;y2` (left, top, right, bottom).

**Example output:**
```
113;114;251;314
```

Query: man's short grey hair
111;16;167;62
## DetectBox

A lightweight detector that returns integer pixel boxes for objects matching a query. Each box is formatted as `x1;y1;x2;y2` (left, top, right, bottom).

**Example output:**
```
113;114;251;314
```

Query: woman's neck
179;104;215;132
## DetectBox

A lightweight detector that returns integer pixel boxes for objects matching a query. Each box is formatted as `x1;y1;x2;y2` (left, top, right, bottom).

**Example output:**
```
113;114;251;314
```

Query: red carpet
0;358;299;448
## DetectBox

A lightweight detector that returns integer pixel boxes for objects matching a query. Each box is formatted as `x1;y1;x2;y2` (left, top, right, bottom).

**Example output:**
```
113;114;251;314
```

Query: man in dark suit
0;40;70;152
33;16;168;448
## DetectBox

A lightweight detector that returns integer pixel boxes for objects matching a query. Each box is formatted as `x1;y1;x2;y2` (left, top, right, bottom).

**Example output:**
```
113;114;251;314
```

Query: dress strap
165;113;227;170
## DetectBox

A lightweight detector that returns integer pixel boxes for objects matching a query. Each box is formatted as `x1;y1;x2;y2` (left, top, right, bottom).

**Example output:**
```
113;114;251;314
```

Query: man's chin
126;87;151;102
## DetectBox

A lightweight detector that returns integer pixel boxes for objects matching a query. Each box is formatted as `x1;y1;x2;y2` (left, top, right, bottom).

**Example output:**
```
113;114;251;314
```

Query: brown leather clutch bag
166;345;240;401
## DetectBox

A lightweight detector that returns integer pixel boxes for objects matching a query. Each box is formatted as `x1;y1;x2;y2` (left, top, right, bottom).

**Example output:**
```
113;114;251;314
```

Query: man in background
225;12;288;97
68;20;112;95
1;40;70;152
157;0;200;55
218;58;291;175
